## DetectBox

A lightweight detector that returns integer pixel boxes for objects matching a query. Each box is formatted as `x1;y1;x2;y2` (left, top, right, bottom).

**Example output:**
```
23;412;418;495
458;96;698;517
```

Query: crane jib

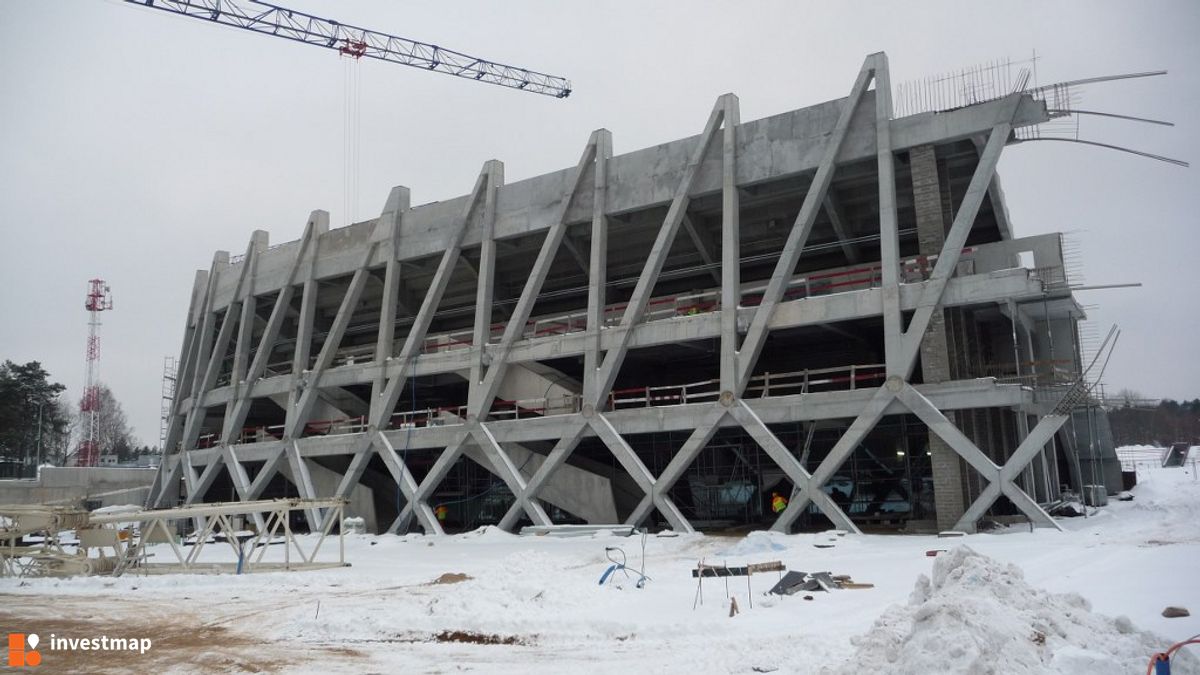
124;0;573;98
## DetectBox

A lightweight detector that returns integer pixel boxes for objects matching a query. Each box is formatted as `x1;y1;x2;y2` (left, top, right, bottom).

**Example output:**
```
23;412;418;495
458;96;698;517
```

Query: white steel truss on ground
1;499;347;577
151;53;1073;535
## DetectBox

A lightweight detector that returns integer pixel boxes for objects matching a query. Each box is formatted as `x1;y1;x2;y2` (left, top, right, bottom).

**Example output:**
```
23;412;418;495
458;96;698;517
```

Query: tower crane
121;0;572;98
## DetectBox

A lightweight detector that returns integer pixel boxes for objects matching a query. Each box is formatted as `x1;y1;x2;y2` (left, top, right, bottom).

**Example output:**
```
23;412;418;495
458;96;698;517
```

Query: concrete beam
182;378;1032;468
188;269;1047;411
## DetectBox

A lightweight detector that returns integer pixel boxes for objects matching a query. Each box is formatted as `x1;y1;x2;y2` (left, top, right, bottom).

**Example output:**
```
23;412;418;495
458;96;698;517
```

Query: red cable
1147;636;1200;675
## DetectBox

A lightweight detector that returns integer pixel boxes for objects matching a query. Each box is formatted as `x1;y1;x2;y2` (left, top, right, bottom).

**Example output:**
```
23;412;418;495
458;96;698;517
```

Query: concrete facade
151;53;1107;535
0;467;157;508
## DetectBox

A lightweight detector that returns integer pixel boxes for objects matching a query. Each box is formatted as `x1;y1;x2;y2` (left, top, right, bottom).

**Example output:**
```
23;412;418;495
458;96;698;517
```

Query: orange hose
1147;637;1200;675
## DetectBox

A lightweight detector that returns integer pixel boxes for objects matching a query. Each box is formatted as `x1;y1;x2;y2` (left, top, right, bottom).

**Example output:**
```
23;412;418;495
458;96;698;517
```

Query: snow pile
1117;444;1167;470
837;545;1198;675
716;530;787;557
459;525;517;540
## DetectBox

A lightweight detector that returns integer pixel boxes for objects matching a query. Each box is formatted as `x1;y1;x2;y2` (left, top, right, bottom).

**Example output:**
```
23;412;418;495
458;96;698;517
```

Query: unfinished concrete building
151;53;1120;535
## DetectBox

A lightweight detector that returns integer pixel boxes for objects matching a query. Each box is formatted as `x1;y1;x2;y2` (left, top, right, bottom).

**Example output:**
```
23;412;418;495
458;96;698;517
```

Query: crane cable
343;54;362;227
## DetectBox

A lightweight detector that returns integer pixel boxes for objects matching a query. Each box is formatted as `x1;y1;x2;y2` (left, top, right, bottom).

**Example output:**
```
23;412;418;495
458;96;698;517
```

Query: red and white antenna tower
78;279;113;467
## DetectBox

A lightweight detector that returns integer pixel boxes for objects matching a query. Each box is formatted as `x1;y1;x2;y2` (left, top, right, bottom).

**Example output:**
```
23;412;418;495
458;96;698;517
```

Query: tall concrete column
911;144;967;531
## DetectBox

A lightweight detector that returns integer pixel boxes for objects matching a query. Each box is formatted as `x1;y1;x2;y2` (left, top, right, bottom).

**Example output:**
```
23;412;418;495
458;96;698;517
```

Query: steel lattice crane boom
123;0;572;98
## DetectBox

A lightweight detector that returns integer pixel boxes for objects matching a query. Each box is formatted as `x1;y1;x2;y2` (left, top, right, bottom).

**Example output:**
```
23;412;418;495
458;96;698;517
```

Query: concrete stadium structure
151;53;1119;535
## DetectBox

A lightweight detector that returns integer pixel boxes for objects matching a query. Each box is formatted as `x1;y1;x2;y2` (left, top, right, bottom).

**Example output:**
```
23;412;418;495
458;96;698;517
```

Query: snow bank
1117;444;1167;470
837;545;1198;675
457;525;517;541
716;530;787;557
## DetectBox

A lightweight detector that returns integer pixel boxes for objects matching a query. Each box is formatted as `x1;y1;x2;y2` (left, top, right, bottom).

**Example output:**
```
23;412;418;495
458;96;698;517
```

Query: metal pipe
1048;108;1174;126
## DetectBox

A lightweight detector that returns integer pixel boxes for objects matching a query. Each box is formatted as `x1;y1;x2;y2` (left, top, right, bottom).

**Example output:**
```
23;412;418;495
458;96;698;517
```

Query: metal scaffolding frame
1;498;347;578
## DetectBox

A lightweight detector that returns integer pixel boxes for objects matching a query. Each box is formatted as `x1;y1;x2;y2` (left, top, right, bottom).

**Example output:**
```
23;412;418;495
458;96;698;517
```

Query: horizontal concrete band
176;378;1030;468
184;266;1044;411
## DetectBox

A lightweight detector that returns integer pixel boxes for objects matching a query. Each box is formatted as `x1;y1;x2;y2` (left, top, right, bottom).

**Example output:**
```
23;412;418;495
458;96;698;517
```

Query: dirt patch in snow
433;630;528;646
834;546;1200;675
427;572;472;585
0;594;365;674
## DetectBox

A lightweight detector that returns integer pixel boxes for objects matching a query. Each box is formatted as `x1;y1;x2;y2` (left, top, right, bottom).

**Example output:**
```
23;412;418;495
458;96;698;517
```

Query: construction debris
768;570;872;595
1162;443;1191;468
1049;499;1088;517
520;524;636;538
767;571;807;595
599;543;650;589
1162;606;1190;618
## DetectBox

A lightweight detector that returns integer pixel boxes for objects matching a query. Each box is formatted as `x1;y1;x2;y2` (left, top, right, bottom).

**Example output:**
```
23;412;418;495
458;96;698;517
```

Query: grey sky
1;0;1197;445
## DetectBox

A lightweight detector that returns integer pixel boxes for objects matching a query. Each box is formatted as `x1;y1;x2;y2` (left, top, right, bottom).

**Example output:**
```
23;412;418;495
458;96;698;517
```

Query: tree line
0;360;150;477
1107;398;1200;447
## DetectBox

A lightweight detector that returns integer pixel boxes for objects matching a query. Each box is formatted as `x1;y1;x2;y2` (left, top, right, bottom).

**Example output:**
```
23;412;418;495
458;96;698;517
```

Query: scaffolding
159;355;178;450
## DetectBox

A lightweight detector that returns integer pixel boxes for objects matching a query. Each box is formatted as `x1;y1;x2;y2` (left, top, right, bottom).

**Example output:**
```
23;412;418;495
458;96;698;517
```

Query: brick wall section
910;144;969;531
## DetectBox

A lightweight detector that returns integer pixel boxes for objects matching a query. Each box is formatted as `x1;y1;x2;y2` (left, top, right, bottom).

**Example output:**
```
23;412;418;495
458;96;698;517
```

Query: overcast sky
1;0;1197;445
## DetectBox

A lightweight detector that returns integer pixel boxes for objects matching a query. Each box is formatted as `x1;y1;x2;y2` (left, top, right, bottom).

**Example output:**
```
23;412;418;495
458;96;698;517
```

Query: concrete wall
277;460;377;532
0;467;157;508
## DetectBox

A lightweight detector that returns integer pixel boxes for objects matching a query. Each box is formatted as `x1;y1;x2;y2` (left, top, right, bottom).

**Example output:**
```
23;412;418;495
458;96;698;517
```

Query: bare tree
77;384;138;462
1113;388;1144;407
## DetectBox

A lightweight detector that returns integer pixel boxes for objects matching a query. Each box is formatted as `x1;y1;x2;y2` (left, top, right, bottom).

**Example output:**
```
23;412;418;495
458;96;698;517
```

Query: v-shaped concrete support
897;384;1064;531
624;405;729;530
496;419;589;530
736;394;889;534
390;435;470;533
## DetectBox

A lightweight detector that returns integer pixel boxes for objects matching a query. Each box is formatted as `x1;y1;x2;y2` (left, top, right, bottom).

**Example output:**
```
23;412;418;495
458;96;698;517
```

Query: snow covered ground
2;454;1198;674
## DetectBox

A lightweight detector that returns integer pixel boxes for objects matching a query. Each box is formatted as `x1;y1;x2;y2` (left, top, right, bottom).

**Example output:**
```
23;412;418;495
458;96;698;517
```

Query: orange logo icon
7;633;41;667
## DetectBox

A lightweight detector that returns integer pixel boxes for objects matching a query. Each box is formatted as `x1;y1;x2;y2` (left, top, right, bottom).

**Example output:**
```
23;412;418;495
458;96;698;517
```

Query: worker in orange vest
434;504;448;522
771;492;788;514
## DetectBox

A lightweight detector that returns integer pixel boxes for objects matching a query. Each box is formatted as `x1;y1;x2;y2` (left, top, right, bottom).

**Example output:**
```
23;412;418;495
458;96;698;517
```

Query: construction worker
434;504;448;522
771;492;788;514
